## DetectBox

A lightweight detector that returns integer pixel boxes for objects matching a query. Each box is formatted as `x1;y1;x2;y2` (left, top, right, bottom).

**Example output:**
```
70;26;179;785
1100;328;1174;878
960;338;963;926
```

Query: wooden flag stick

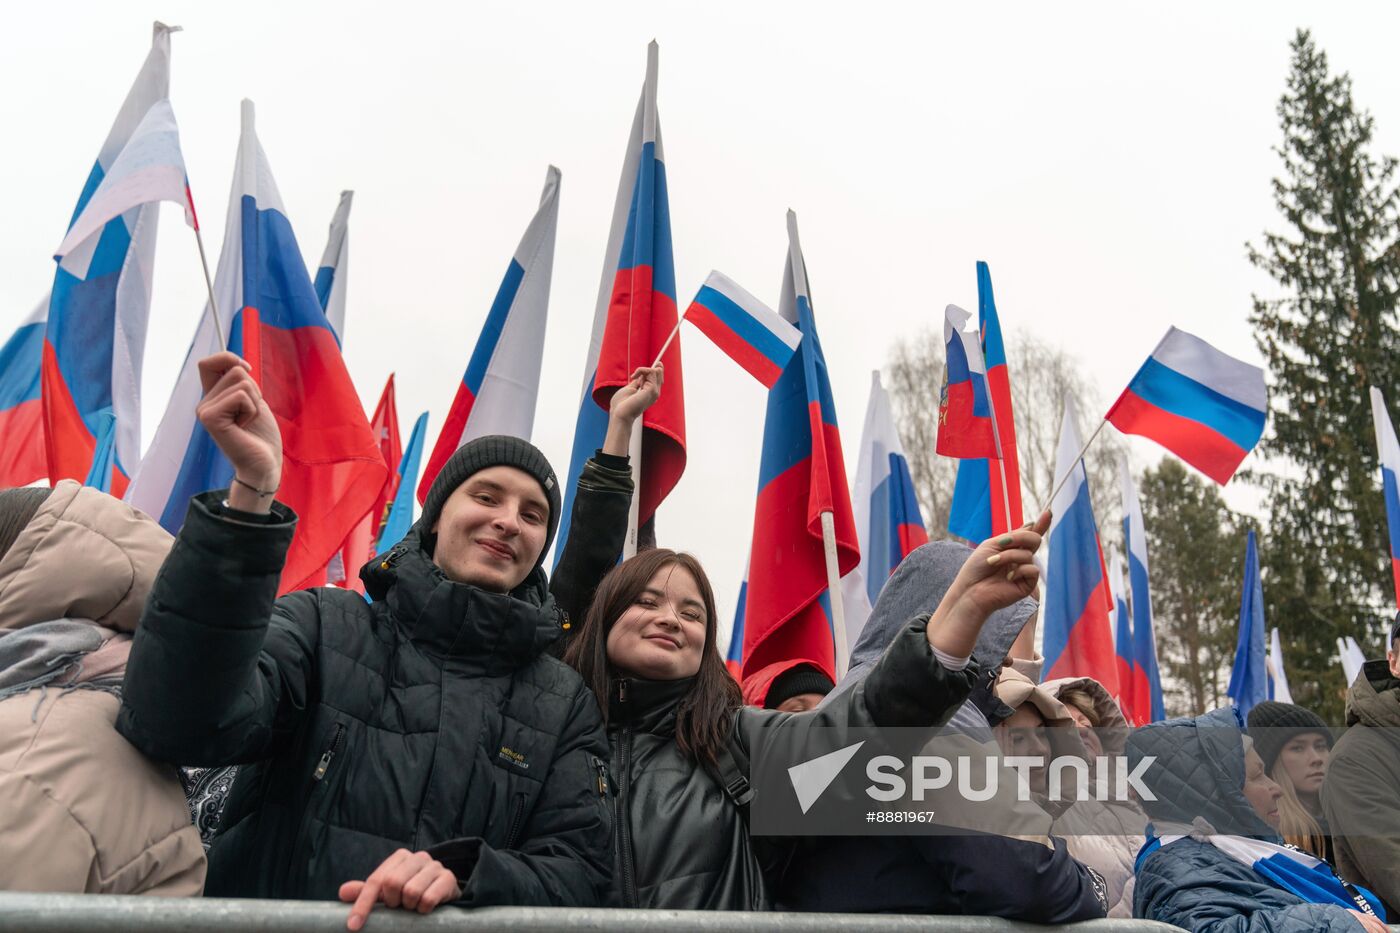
188;190;226;350
821;510;850;678
650;311;687;369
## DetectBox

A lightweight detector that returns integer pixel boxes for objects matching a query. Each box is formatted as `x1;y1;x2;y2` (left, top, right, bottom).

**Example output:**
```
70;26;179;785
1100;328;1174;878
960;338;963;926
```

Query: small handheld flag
680;271;800;388
937;304;997;460
1107;327;1266;485
1227;530;1268;717
1369;387;1400;608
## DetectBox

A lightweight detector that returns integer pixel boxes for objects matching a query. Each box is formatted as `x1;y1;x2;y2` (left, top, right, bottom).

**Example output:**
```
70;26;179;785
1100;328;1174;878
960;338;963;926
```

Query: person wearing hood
989;668;1142;917
1323;612;1400;918
563;514;1056;910
777;540;1108;922
1248;700;1334;864
117;353;656;926
0;482;205;895
1041;676;1147;918
1131;707;1387;933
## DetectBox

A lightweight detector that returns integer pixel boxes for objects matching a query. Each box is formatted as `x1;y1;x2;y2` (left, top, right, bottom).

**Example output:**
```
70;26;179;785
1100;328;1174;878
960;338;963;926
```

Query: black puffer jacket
607;618;978;910
117;492;614;905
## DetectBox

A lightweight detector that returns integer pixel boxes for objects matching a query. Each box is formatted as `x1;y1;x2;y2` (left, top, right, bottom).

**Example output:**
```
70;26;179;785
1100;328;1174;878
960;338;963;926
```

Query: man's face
431;466;549;592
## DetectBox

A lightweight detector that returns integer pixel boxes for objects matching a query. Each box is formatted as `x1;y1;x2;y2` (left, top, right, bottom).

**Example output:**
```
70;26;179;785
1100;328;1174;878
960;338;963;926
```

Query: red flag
327;374;401;592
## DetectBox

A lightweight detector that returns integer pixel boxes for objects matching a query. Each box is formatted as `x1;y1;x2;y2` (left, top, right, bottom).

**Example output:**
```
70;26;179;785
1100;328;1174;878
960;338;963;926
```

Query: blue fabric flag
1227;530;1268;717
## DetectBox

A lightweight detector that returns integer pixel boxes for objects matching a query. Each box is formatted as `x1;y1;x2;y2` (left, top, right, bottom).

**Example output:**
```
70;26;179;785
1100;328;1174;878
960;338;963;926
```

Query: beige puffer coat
0;480;205;894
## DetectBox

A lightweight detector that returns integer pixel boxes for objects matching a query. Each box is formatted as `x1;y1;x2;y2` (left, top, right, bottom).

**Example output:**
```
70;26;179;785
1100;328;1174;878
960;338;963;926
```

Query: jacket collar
361;525;560;673
609;675;695;735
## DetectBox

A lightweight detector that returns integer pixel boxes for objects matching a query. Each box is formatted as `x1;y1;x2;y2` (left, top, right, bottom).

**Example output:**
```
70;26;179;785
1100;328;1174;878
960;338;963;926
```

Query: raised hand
927;511;1052;659
195;352;282;513
603;364;664;456
339;849;461;930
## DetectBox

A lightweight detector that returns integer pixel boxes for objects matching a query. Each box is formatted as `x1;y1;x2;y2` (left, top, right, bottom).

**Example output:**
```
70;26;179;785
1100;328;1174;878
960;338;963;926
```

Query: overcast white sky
4;2;1397;648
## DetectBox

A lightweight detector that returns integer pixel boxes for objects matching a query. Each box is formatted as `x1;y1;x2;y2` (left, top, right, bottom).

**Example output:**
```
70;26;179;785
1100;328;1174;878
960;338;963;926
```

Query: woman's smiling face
605;562;707;680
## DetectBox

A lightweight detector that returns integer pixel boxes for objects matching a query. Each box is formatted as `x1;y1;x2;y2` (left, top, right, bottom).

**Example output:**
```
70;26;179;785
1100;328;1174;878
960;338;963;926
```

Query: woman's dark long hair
563;548;741;766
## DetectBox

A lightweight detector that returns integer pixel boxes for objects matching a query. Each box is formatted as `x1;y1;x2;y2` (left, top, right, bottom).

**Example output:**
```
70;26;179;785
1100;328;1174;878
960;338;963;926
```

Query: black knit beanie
765;664;836;709
1390;610;1400;647
418;435;561;569
0;487;52;562
1247;700;1334;772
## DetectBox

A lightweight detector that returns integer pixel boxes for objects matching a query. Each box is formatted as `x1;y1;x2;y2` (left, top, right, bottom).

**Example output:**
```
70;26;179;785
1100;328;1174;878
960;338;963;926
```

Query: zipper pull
617;679;628;703
313;748;335;781
593;757;609;796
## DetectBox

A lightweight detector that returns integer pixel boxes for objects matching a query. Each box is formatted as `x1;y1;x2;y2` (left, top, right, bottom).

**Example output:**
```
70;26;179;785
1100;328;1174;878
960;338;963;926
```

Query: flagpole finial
241;98;255;133
153;21;182;38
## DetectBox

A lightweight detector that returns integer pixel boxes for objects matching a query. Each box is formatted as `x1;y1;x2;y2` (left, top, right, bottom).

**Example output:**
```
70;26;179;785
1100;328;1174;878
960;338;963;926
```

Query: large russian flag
1370;387;1400;608
418;166;560;500
1107;327;1266;485
936;304;997;459
42;23;178;496
842;370;928;653
1121;460;1165;722
947;261;1023;541
0;297;49;488
740;211;859;684
1109;550;1139;724
327;374;401;592
1042;397;1118;694
314;190;353;343
125;100;386;593
558;42;684;562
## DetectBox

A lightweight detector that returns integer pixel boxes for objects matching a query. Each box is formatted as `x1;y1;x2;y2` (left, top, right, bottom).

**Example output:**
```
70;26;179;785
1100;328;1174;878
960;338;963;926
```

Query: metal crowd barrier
0;893;1194;933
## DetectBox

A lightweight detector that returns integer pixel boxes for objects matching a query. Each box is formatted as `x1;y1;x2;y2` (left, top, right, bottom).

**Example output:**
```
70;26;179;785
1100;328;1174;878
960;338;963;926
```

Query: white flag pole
622;419;643;559
1039;416;1109;516
822;510;850;678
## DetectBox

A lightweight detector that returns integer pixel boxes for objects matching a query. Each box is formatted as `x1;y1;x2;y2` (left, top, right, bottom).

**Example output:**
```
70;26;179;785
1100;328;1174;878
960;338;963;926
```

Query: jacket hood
0;480;172;633
360;523;561;669
1345;659;1400;728
991;667;1090;762
829;541;1037;707
1126;706;1278;839
1044;676;1131;756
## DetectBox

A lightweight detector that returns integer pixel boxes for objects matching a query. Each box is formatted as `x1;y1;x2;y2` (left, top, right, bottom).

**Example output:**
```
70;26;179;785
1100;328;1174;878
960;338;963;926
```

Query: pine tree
1248;30;1400;720
1139;460;1247;716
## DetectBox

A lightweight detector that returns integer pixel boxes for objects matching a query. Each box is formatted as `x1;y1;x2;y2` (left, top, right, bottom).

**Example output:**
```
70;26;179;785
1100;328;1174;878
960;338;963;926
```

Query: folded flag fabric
684;271;800;388
378;412;429;555
1110;550;1139;724
314;190;353;343
54;99;195;261
1121;460;1165;722
0;296;49;487
1369;387;1400;608
1143;828;1385;919
937;303;997;459
82;411;118;494
43;22;179;495
1227;530;1268;718
1107;327;1266;484
1268;627;1293;704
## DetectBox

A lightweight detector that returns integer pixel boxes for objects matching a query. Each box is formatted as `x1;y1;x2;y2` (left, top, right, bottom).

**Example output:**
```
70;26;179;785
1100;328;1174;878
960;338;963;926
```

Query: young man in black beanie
1322;611;1400;918
118;351;661;928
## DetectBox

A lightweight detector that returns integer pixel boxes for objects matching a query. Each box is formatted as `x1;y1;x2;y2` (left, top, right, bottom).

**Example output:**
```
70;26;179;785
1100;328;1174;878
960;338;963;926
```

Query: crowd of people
1;351;1398;933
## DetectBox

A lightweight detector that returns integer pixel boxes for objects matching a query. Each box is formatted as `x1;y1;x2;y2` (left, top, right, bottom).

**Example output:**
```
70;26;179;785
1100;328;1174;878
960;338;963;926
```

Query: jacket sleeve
913;832;1107;923
1135;847;1366;932
116;492;319;767
549;454;633;633
427;680;613;907
1322;738;1400;915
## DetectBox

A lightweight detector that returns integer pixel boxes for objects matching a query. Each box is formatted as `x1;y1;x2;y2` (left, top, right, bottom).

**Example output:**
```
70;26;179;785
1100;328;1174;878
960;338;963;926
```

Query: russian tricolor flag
1121;460;1165;722
314;190;353;343
937;304;997;459
1370;387;1400;608
418;166;560;500
947;262;1024;541
1042;397;1118;695
558;42;684;562
43;23;179;495
683;271;800;389
739;211;858;684
1107;327;1266;485
1109;550;1139;724
0;296;49;488
125;100;386;593
842;370;928;652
